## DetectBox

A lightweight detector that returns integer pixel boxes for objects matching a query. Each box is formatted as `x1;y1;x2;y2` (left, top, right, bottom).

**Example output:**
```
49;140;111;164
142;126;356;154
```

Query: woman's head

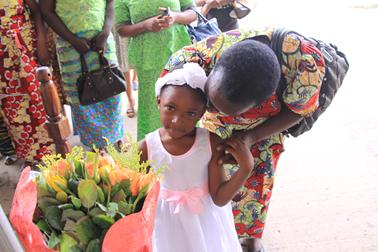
155;63;207;139
205;39;281;116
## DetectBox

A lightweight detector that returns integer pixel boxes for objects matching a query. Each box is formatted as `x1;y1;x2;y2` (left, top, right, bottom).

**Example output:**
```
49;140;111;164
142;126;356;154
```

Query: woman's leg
0;114;17;165
125;70;136;118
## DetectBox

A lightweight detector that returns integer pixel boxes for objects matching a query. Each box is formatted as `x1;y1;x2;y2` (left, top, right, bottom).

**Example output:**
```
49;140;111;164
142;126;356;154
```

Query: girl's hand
224;134;254;174
91;30;109;51
72;37;91;54
217;130;255;165
143;17;162;33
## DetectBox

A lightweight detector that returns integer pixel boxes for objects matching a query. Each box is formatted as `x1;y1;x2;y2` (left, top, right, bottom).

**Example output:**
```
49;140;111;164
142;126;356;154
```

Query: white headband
155;63;207;97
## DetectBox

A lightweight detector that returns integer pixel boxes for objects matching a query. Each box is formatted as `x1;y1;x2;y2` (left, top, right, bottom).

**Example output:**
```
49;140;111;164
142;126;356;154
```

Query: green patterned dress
115;0;193;140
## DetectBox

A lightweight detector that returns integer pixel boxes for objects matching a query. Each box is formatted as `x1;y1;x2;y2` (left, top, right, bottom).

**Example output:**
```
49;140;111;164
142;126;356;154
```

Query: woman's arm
217;105;302;164
117;17;162;37
157;8;196;29
39;0;90;54
208;133;253;207
25;0;49;65
91;0;114;51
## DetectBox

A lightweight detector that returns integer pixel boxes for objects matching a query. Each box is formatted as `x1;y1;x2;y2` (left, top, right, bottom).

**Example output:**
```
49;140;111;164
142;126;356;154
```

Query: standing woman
115;0;196;140
0;0;54;164
40;0;125;148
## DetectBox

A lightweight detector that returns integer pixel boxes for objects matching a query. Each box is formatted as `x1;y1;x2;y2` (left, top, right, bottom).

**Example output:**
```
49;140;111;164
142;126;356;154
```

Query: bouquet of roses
10;140;160;252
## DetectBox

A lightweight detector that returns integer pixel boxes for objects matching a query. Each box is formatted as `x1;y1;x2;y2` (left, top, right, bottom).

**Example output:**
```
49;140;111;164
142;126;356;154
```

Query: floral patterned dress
115;0;193;140
0;0;54;161
162;28;325;238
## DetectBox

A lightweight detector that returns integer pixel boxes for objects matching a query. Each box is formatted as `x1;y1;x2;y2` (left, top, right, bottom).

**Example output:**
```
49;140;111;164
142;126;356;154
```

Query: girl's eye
187;112;197;117
164;105;175;111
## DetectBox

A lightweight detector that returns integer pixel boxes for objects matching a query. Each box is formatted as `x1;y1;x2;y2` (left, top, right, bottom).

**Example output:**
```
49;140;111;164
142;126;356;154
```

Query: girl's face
158;85;206;139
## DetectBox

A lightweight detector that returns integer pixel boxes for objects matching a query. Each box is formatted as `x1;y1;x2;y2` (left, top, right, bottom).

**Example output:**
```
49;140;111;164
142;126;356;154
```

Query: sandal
127;107;136;118
4;155;17;165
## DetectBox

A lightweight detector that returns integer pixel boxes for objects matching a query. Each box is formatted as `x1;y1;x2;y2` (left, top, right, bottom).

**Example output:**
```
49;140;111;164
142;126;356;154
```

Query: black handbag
187;9;222;43
77;52;126;106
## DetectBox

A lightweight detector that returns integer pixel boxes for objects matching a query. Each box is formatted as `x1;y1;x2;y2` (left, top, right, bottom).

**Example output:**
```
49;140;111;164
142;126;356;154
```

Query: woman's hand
91;31;109;51
157;9;176;29
72;37;91;54
223;133;254;174
143;17;163;32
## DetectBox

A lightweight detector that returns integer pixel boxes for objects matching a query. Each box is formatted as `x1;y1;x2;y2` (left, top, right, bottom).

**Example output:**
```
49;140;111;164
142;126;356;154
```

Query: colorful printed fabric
163;28;325;238
0;0;54;162
115;0;193;140
56;31;124;148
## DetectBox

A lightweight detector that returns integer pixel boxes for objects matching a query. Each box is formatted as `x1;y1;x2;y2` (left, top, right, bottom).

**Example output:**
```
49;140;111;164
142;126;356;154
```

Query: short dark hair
213;39;281;107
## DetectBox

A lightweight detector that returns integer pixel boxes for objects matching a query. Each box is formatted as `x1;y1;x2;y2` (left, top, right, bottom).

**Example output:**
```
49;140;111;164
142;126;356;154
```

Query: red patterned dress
162;28;325;238
0;0;54;161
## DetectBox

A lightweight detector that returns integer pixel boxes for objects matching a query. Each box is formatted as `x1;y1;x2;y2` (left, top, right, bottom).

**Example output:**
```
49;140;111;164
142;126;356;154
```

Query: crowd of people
1;0;330;252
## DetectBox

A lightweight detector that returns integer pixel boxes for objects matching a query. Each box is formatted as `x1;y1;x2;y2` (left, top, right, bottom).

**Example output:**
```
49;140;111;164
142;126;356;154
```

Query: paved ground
1;0;377;251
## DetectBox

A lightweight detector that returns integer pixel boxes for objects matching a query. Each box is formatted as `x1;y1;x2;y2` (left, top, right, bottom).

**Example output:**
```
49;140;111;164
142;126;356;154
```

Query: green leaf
96;202;108;213
58;203;73;210
118;201;133;215
110;184;120;198
63;219;76;232
119;179;131;196
45;206;63;231
92;214;115;229
48;232;60;249
62;209;86;222
68;179;79;195
97;186;105;204
78;180;98;209
70;195;82;209
111;189;126;203
60;232;79;252
38;197;60;212
88;207;105;218
75;216;99;245
36;219;51;234
86;239;101;252
74;160;85;178
107;202;118;218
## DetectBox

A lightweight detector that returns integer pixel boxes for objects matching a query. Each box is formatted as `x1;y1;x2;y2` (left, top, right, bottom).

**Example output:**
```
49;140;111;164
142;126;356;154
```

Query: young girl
139;63;254;251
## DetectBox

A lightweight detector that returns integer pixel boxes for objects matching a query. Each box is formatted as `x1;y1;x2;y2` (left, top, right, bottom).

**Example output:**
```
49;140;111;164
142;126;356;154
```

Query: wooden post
36;67;71;156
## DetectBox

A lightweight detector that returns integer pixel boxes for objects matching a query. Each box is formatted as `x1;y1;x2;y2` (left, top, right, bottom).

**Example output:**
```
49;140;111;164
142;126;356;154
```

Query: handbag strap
190;8;209;23
79;50;111;74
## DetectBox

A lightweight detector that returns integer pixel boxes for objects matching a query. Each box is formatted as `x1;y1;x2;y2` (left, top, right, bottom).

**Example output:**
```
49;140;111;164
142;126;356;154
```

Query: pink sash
160;183;209;214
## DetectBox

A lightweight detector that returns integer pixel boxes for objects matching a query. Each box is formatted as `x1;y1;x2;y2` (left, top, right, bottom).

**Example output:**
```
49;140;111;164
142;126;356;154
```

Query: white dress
146;128;242;252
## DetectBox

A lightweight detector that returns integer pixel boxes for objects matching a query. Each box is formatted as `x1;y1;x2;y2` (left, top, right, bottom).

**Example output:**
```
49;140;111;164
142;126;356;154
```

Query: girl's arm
91;0;114;51
25;0;49;65
208;133;254;207
138;139;149;164
39;0;90;54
